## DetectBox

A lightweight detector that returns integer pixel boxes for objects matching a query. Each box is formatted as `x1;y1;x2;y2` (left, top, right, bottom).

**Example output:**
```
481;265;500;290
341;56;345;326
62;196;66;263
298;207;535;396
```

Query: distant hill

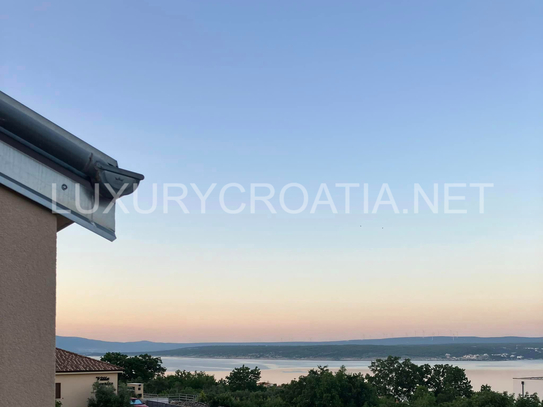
56;336;543;355
56;336;211;355
149;342;543;361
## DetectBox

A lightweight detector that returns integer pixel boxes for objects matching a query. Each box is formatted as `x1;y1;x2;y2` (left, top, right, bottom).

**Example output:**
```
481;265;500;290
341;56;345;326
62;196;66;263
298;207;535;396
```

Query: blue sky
1;1;542;341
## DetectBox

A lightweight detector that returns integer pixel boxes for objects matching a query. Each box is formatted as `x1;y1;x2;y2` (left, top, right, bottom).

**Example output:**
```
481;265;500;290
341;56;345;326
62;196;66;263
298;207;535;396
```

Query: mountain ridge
56;335;543;355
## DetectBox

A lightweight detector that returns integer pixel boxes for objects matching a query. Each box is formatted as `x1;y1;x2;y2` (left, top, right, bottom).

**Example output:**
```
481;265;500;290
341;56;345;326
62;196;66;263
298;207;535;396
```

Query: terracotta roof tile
56;348;123;373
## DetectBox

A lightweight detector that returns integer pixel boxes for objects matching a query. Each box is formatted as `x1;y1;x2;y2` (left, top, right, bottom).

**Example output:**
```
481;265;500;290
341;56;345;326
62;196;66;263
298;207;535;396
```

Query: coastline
150;355;543;362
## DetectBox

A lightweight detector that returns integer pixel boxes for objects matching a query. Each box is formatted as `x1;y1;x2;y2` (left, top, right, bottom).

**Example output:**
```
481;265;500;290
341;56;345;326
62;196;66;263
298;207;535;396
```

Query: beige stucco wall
0;185;58;405
127;382;144;397
55;372;120;407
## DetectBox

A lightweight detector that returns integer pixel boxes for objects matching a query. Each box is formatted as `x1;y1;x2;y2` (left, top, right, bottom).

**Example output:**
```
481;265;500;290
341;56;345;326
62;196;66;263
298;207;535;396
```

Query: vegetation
368;356;472;403
87;382;131;407
283;366;377;407
101;352;166;382
225;365;263;392
149;343;543;361
109;352;543;407
145;369;218;394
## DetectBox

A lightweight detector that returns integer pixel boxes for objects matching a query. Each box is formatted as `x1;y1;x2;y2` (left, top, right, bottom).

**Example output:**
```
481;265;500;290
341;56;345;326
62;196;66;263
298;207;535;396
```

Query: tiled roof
56;348;123;373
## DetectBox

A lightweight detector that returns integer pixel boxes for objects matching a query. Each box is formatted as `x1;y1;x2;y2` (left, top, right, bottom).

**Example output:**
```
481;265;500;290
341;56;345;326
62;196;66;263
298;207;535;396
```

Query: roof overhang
0;91;144;241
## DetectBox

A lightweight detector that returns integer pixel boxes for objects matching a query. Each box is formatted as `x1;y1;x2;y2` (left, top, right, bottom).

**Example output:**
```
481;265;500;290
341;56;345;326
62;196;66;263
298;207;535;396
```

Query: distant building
55;348;123;407
127;382;144;398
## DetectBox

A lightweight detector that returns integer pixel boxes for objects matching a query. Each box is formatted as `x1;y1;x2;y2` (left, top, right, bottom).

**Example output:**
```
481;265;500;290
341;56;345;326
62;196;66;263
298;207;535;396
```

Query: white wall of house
55;371;120;407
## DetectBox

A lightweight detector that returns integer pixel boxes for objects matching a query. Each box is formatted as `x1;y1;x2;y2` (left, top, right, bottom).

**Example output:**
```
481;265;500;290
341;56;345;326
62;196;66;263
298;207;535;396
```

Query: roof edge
0;91;117;167
56;370;124;374
0;91;144;201
56;348;124;372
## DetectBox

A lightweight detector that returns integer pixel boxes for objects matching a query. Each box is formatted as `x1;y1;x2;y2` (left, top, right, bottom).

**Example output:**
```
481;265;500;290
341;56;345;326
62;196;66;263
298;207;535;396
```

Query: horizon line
56;334;543;345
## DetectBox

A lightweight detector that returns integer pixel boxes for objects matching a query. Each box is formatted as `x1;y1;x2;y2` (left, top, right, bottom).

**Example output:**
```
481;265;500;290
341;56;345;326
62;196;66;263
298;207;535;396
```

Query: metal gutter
0;91;145;240
0;91;144;199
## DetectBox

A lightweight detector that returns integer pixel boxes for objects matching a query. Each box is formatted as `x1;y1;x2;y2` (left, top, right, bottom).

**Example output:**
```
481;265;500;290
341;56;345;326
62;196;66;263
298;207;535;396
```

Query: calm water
158;357;543;395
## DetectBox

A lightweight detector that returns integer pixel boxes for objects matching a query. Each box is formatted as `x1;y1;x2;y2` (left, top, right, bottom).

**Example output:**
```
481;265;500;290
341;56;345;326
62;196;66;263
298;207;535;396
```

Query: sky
1;1;542;342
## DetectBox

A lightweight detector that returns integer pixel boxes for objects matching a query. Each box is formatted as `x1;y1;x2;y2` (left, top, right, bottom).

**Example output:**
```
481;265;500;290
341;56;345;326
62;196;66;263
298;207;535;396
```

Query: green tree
367;356;424;402
145;369;217;394
467;385;515;407
87;382;131;407
515;393;542;407
410;386;438;407
101;352;166;382
367;356;473;404
284;365;379;407
426;364;472;403
225;365;262;392
205;386;288;407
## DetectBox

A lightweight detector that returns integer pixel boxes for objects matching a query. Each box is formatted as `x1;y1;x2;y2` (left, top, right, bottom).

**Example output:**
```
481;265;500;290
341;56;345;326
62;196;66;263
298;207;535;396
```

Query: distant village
444;347;543;361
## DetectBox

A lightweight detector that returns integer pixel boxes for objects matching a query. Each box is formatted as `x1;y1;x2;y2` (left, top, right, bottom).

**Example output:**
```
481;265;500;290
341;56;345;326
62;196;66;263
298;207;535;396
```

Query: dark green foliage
225;365;262;391
427;364;472;403
87;382;131;407
101;352;166;382
145;369;217;394
515;394;542;407
283;365;379;407
410;386;437;407
465;385;515;407
103;352;542;407
368;356;425;401
205;388;288;407
367;356;473;403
